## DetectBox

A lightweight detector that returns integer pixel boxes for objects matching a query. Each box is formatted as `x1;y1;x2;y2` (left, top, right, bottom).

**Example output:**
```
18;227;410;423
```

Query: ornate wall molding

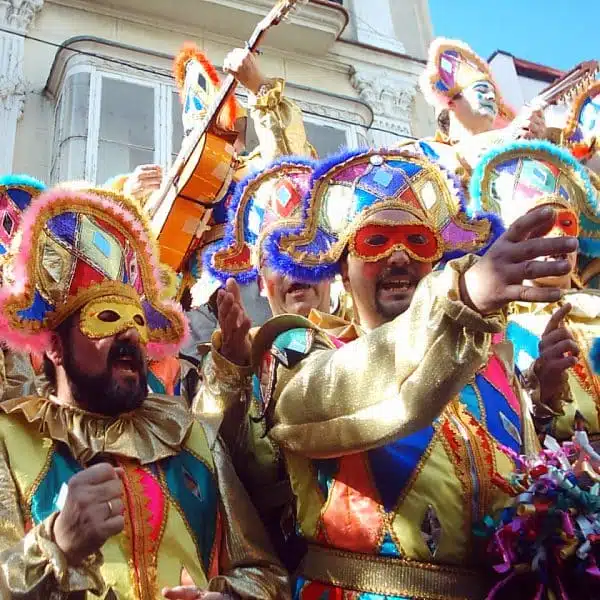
0;0;44;31
0;0;43;171
351;66;417;143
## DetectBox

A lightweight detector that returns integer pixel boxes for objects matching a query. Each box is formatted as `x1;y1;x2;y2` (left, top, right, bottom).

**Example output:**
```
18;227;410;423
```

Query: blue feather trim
262;227;339;283
0;174;46;190
468;139;597;218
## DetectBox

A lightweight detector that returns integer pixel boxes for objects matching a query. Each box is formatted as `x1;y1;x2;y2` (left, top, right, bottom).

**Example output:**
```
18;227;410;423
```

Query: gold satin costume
248;256;538;599
0;393;290;599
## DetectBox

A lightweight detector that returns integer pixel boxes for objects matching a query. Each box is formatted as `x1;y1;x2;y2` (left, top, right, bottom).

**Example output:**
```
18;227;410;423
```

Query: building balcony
90;0;348;56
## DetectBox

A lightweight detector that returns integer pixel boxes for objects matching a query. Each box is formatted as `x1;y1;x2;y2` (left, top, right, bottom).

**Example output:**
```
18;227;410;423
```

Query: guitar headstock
258;0;308;31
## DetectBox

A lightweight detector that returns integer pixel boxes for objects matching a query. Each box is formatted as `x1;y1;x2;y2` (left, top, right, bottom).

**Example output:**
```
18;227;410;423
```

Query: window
51;63;362;185
96;77;155;184
50;71;90;183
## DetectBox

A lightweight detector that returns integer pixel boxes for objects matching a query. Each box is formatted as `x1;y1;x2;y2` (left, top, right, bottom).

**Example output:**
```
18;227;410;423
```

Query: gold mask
79;295;149;343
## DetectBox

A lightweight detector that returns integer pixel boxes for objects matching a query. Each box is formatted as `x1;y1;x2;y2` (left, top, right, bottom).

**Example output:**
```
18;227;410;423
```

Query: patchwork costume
0;186;289;599
468;140;600;444
249;148;539;598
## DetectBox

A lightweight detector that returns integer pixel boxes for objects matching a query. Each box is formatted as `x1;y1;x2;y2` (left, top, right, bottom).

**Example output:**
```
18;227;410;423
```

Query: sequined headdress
468;140;600;256
0;174;45;257
420;38;515;122
173;43;246;135
561;79;600;161
264;148;502;282
204;157;317;284
0;187;189;357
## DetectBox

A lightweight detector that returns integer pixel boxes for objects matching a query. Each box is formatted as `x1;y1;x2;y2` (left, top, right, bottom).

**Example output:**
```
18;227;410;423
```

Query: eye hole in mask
80;298;149;343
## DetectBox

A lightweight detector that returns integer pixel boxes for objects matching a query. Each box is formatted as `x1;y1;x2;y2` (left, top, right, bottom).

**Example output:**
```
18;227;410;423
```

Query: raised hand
461;206;578;315
123;164;163;203
53;463;124;565
223;47;269;95
511;104;547;140
217;278;252;366
535;303;579;411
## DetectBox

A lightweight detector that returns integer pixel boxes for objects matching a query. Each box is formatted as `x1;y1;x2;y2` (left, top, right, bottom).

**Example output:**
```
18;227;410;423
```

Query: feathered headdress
173;42;246;134
0;186;189;358
469;140;600;257
263;147;502;282
562;80;600;161
420;38;516;122
204;157;317;284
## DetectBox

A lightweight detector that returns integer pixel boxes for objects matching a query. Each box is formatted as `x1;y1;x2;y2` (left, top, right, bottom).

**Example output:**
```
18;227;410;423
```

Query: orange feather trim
173;42;242;132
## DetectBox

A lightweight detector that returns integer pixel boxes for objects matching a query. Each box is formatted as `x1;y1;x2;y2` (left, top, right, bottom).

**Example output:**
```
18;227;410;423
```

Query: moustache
108;340;145;373
376;267;420;289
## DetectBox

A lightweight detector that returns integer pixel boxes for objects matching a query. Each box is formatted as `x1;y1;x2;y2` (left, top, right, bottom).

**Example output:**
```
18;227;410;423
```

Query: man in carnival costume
244;147;580;599
0;186;290;599
418;38;548;171
469;140;600;453
186;157;333;571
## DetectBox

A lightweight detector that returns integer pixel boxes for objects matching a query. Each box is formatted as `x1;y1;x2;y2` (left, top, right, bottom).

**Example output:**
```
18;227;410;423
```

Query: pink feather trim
0;187;185;354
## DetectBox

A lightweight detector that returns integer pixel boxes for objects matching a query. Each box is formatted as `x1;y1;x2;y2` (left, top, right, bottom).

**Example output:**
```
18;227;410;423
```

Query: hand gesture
461;206;578;315
223;47;268;95
534;303;579;410
217;278;252;366
512;104;547;140
123;164;163;203
53;463;124;565
162;588;232;600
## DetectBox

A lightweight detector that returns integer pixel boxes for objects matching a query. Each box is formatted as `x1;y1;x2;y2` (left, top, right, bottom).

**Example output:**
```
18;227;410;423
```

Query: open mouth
286;282;314;296
378;278;414;293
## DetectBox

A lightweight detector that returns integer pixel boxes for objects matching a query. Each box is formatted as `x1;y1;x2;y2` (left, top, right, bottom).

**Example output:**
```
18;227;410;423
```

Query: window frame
51;60;364;184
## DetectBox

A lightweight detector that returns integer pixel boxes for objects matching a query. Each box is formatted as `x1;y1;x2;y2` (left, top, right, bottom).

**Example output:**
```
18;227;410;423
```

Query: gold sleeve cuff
439;255;506;334
267;254;501;458
210;330;253;388
0;513;105;597
248;78;285;111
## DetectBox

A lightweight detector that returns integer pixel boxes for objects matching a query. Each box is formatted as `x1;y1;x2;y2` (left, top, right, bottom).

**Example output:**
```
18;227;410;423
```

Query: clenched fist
123;164;163;204
53;463;125;565
223;47;268;95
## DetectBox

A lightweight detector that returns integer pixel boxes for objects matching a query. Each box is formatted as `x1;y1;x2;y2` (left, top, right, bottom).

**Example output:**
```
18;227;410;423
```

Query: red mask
351;222;442;262
553;208;579;237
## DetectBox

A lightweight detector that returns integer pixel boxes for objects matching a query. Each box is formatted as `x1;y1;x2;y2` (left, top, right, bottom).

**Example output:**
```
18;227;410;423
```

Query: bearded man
0;186;289;599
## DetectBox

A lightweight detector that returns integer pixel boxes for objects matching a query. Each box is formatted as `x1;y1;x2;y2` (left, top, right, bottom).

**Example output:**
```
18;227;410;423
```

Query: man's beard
374;266;422;322
64;339;148;416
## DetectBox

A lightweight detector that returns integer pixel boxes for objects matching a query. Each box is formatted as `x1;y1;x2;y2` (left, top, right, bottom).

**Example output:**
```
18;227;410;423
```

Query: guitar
149;0;307;271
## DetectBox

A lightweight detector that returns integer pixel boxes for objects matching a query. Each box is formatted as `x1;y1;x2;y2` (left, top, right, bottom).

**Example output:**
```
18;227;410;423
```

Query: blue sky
428;0;597;71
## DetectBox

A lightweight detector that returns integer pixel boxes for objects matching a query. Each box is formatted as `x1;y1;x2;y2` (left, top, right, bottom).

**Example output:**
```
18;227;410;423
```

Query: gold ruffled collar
1;394;193;465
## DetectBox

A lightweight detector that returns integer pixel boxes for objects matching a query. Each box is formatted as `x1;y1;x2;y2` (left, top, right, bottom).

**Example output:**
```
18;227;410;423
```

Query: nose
387;250;410;267
118;326;141;344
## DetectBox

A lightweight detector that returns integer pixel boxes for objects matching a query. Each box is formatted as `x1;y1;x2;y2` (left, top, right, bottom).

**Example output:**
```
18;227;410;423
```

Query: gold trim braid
299;544;490;600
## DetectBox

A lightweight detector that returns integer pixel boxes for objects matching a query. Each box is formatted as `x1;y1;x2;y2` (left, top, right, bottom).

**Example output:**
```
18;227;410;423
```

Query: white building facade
1;0;436;185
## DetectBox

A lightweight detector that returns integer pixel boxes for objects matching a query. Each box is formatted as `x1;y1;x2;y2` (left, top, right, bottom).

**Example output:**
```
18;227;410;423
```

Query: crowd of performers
1;34;600;600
